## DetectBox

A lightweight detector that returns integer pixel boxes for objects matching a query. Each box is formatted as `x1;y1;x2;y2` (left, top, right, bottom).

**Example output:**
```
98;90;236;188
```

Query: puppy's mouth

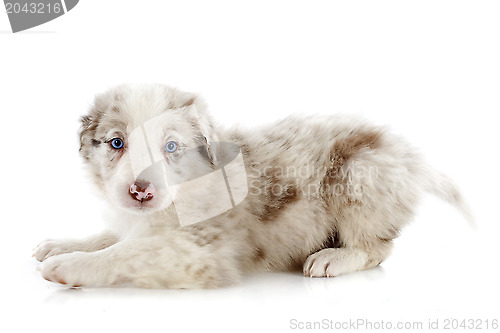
126;199;157;210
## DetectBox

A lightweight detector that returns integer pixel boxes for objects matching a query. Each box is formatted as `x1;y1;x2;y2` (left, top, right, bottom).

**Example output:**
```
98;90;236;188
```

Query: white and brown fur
34;84;471;288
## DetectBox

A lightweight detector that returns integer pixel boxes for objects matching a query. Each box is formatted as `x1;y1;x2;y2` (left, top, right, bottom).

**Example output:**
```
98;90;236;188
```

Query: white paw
39;252;97;287
303;250;340;278
303;248;369;278
33;239;82;262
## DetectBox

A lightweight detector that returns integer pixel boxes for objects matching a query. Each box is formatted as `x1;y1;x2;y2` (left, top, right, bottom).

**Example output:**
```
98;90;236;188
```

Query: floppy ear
79;93;108;160
183;101;219;166
79;113;100;160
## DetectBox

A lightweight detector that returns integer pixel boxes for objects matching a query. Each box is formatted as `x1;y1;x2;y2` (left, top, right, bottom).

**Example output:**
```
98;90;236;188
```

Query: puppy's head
79;84;219;214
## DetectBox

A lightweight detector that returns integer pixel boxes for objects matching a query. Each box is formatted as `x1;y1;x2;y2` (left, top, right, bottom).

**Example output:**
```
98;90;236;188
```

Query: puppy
34;84;471;288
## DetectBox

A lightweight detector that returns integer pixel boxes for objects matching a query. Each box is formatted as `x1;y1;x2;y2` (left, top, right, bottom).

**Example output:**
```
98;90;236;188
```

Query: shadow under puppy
34;84;471;288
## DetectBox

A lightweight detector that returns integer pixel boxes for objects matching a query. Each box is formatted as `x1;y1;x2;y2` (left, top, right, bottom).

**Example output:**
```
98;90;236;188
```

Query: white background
1;1;499;332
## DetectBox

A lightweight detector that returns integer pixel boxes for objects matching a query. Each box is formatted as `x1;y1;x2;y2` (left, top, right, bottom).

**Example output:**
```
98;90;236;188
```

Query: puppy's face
79;84;217;214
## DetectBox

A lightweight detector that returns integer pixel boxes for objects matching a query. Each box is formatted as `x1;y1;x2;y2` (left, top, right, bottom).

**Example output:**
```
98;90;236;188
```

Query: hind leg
303;240;392;277
304;130;420;278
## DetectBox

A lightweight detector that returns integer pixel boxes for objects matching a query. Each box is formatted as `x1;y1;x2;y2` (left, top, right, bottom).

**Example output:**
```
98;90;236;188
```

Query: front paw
39;252;94;287
33;239;82;262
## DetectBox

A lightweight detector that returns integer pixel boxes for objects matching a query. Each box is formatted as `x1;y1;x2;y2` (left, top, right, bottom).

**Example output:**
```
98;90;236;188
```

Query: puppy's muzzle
129;180;155;202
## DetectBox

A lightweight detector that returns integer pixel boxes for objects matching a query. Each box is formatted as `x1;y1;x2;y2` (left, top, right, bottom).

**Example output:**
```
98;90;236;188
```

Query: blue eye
110;138;124;149
165;141;178;153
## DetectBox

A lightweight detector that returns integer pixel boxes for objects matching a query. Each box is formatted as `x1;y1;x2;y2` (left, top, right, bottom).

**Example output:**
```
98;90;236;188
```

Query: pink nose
129;180;155;202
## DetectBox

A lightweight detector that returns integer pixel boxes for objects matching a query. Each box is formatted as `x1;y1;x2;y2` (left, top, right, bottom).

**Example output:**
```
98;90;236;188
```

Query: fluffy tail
424;167;475;227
